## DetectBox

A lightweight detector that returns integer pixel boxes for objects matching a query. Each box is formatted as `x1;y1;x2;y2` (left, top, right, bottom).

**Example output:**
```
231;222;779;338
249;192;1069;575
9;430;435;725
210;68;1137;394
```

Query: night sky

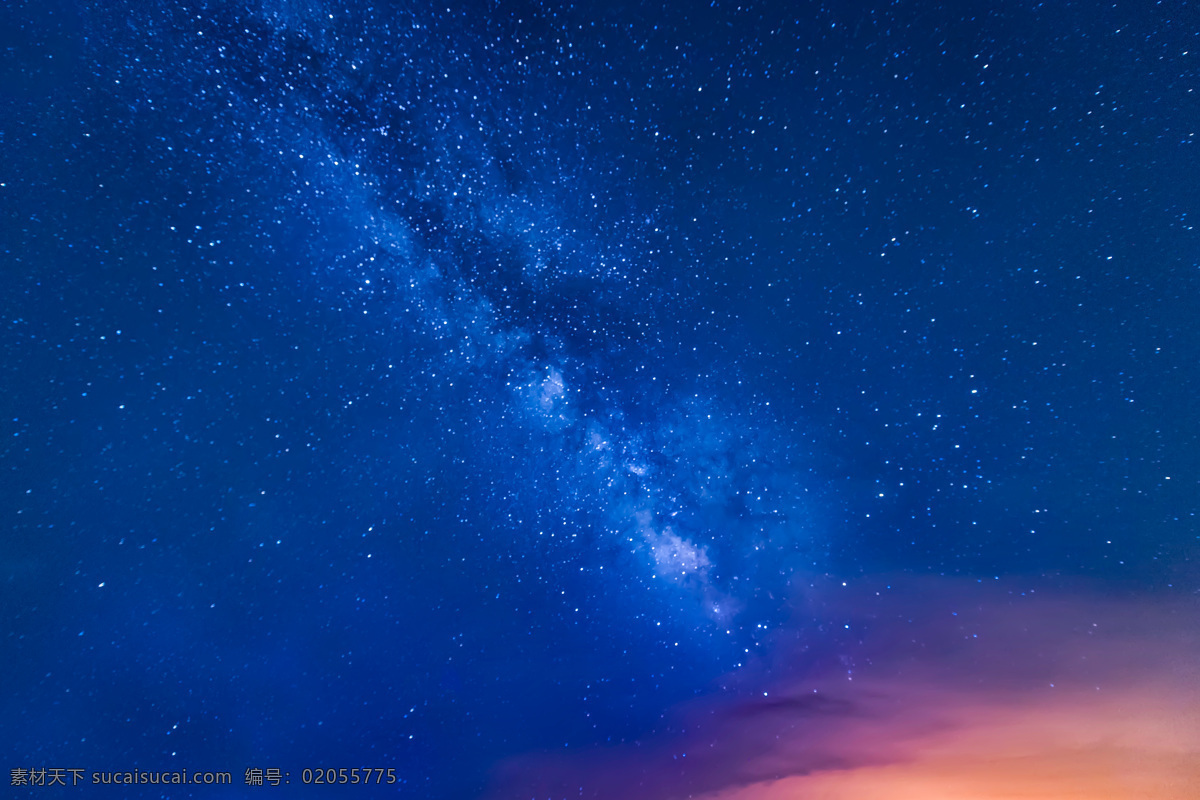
3;1;1199;798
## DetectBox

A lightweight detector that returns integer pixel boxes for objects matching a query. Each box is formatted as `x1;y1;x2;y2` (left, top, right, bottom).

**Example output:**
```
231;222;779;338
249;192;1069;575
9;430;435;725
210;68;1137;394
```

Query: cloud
486;577;1200;799
697;680;1200;800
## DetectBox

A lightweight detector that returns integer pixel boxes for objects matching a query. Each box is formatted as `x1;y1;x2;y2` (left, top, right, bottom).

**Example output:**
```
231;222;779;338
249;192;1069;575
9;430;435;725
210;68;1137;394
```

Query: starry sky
3;1;1199;798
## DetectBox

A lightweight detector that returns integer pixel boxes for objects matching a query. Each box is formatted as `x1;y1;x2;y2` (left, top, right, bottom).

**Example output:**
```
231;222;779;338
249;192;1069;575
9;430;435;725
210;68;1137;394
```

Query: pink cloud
487;577;1200;799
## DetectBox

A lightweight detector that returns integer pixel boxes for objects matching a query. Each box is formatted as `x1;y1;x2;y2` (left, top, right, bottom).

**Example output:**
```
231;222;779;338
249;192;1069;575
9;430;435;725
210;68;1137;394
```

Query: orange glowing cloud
699;680;1200;800
488;578;1200;800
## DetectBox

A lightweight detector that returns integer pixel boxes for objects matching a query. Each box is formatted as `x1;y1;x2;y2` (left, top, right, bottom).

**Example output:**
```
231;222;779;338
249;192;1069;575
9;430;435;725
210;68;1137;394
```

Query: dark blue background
3;1;1197;797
